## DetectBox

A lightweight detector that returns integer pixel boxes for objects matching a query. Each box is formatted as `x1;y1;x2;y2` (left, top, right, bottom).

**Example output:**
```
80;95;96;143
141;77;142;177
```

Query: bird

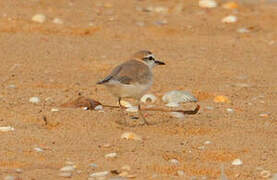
97;50;165;125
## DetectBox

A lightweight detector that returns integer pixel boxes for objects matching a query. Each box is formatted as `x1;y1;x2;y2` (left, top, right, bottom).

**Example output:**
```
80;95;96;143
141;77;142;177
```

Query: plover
97;50;165;125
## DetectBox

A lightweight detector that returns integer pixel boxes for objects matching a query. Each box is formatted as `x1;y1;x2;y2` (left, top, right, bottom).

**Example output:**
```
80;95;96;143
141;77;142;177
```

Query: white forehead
145;54;155;58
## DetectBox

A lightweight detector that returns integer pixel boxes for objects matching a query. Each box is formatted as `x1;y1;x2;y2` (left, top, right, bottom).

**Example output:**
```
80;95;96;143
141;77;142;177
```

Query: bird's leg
116;97;128;125
138;102;149;125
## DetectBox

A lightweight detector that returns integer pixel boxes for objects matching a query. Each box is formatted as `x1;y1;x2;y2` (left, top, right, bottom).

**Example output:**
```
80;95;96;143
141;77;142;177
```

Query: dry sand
0;0;276;179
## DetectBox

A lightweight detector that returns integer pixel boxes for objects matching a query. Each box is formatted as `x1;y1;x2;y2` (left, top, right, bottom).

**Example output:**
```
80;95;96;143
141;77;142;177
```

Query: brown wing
97;60;152;85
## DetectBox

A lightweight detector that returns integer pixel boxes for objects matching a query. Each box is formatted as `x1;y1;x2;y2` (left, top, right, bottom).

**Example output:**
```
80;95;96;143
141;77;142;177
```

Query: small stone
170;112;185;119
89;171;109;177
15;168;23;173
60;165;76;171
94;105;103;110
169;159;179;165
237;28;250;33
204;141;211;145
259;113;269;117
29;96;40;104
0;126;15;132
121;165;131;171
105;152;117;159
153;6;168;13
32;14;46;23
121;132;142;141
232;158;243;166
222;15;237;23
163;90;197;104
213;96;230;103
51;108;59;112
141;94;157;103
198;146;205;150
226;108;234;113
89;163;98;168
177;170;185;176
102;143;111;148
8;84;16;88
154;19;168;26
199;0;217;8
53;18;63;24
4;175;15;180
59;171;72;178
34;147;43;152
260;170;271;178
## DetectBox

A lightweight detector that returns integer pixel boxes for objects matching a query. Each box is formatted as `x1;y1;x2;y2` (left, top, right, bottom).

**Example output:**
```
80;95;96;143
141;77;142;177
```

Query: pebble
237;28;250;33
204;140;212;145
121;132;142;141
169;159;179;165
8;84;16;88
154;19;168;26
105;152;117;159
226;108;234;113
60;165;76;171
153;6;168;13
165;102;180;107
29;96;40;104
199;0;218;8
259;113;269;117
222;15;237;23
126;106;138;113
89;171;109;177
53;18;63;24
213;96;230;103
51;108;59;112
141;94;157;103
89;163;98;168
232;158;243;166
170;112;185;119
162;90;197;104
4;176;15;180
94;105;103;111
15;168;23;173
121;165;131;171
34;147;44;152
260;170;271;178
59;171;72;178
32;14;46;23
0;126;15;132
177;170;185;176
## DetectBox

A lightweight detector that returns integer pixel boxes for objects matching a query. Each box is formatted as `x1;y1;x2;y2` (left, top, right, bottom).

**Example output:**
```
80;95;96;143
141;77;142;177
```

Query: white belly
105;81;152;100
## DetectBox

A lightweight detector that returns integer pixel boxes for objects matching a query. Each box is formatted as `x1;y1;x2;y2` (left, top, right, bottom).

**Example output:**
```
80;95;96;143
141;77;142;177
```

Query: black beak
154;60;165;65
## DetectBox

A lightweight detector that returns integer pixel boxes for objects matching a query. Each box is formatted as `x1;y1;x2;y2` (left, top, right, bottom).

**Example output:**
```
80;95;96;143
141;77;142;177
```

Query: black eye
148;56;154;60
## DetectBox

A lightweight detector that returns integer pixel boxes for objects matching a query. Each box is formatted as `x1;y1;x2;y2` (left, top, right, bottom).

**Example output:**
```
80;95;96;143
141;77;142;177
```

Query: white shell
140;94;157;103
34;147;43;152
121;132;142;141
32;14;46;23
170;112;185;119
53;18;63;24
232;159;243;166
29;97;40;104
60;165;76;172
222;15;237;23
105;152;117;158
162;90;197;104
51;108;59;112
199;0;218;8
89;171;109;177
0;126;15;132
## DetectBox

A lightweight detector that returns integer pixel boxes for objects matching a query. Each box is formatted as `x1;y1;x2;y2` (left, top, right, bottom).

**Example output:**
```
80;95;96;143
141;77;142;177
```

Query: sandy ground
0;0;276;179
